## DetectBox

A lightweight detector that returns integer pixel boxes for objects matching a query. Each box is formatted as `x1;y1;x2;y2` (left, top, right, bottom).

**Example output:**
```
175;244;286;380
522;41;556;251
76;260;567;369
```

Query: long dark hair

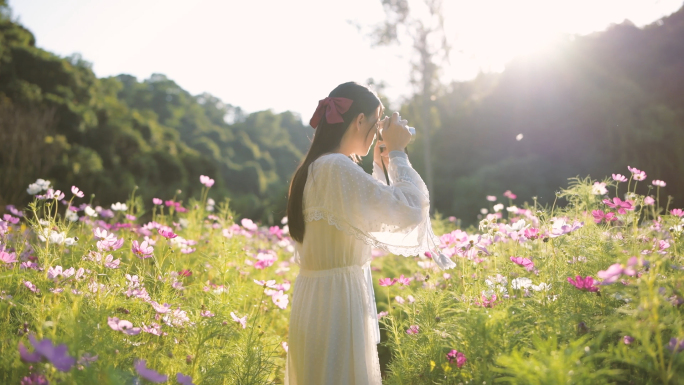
287;81;382;243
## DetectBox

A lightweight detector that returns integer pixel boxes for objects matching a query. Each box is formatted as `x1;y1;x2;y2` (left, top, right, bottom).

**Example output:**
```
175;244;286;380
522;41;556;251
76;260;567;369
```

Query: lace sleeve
303;152;455;269
372;161;388;185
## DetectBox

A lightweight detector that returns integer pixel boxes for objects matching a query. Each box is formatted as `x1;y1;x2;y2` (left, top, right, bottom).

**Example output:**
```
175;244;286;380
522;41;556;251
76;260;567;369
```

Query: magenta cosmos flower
510;256;534;272
567;276;599;292
157;226;178;239
134;359;168;382
603;197;634;215
671;209;684;217
592;210;617;224
446;349;467;368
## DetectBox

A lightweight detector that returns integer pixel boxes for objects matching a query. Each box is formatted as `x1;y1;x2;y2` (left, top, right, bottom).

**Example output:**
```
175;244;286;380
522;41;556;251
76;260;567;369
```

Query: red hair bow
309;97;353;129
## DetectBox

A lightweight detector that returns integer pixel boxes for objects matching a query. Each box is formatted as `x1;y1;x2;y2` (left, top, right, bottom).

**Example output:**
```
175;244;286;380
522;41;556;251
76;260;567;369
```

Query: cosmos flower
272;290;289;309
503;190;517;200
71;186;84;198
19;335;76;372
132;240;154;258
510;256;534;271
603;197;634;215
107;317;141;335
379;278;397;286
111;202;127;211
567;276;599;292
176;373;195;385
200;175;215;187
592;182;608;195
612;174;628;182
652;180;666;187
231;312;247;328
134;359;167;383
446;349;467;368
152;198;163;205
157;226;178;239
406;325;420;335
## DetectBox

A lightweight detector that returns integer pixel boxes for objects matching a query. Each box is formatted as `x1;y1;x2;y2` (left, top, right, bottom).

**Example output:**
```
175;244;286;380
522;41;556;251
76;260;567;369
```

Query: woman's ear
354;112;365;132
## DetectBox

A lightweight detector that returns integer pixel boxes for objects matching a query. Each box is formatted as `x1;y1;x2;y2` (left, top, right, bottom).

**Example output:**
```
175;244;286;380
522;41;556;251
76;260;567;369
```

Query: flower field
1;167;683;384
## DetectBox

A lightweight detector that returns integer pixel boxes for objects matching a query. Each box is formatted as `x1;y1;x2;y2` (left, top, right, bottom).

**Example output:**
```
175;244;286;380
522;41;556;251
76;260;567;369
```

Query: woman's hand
380;112;412;153
373;138;389;170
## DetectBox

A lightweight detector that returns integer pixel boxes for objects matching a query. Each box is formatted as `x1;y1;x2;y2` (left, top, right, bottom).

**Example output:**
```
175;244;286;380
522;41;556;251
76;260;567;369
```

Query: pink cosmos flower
200;310;215;317
652;180;666;187
643;196;655;206
158;226;178;239
132;240;154;258
612;174;628;182
281;342;289;353
149;301;172;314
230;311;247;328
394;296;405;304
141;323;166;336
377;311;389;319
623;336;634;345
503;190;517;200
199;175;215;188
477;293;498;308
24;280;39;293
446;349;467;368
107;317;141;335
254;279;278;288
523;227;540;240
406;325;420;335
241;218;258;231
71;186;84;198
567;276;599;292
379;278;397;286
603;197;634;214
396;274;411;285
510;256;535;272
152;198;162;205
272;290;289;309
671;209;684;217
0;249;18;264
486;195;497;202
134;359;168;383
597;262;636;285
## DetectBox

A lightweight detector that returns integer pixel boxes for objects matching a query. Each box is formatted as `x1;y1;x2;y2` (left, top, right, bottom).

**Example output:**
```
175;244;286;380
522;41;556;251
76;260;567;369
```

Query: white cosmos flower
511;277;533;290
111;202;127;211
506;206;519;213
64;237;77;246
65;210;79;222
531;283;551;291
84;206;98;217
35;179;51;190
506;219;528;232
27;183;42;195
493;203;504;212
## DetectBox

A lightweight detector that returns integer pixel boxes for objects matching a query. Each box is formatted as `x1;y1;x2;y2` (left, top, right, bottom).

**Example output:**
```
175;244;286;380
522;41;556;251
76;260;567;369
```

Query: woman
284;81;455;384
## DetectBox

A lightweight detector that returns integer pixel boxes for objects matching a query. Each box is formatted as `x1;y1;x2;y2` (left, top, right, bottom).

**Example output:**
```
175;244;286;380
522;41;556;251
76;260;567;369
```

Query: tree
370;0;450;211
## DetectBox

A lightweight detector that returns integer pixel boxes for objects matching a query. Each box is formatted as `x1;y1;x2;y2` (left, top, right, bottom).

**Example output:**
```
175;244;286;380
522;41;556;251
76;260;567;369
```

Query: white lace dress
284;151;455;385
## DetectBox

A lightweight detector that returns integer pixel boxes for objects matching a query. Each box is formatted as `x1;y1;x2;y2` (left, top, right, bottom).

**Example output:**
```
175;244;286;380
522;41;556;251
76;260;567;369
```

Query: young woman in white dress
284;81;455;385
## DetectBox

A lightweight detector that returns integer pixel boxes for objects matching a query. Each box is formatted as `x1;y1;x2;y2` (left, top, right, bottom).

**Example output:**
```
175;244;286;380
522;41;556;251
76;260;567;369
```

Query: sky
10;0;684;120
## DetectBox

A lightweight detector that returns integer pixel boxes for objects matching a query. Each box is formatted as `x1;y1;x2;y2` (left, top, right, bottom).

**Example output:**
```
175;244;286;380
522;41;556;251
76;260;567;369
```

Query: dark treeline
1;1;683;225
